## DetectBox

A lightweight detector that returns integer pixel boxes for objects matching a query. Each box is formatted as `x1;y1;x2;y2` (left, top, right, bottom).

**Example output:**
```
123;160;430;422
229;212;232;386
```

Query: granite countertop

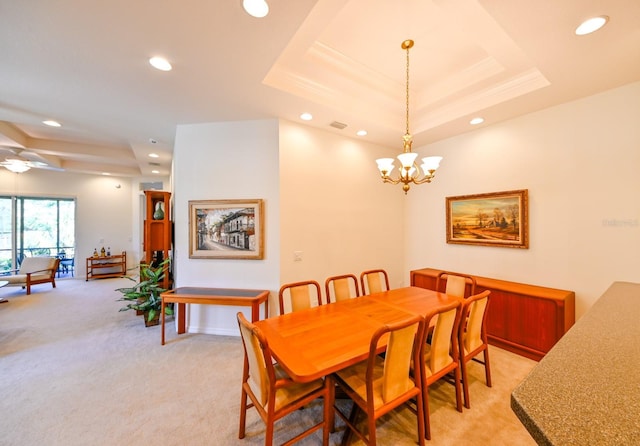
511;281;640;445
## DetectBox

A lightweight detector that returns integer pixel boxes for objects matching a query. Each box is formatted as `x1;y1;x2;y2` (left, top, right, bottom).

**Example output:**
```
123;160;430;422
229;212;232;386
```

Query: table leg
177;302;186;334
161;297;166;345
251;302;259;322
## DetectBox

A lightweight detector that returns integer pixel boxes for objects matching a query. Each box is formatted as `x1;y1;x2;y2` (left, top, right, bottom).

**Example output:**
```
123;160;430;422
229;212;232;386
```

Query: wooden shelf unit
86;252;127;280
410;268;575;361
143;190;172;290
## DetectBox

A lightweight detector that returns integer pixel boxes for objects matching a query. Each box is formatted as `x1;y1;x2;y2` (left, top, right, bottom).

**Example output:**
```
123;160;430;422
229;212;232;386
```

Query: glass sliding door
0;195;75;272
0;197;12;271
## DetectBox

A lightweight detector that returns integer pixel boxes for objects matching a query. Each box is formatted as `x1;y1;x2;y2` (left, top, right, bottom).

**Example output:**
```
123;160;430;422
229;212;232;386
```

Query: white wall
172;119;281;335
405;81;640;318
171;119;406;333
278;120;405;290
0;170;135;276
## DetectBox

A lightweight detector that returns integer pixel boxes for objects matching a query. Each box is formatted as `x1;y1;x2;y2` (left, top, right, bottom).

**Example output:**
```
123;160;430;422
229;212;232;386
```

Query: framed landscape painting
446;189;529;248
189;199;264;259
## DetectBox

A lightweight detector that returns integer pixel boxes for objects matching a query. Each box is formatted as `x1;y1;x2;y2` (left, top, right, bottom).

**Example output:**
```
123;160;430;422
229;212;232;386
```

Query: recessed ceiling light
243;0;269;18
575;16;609;35
102;172;111;176
149;56;172;71
148;153;159;158
356;130;368;136
300;113;313;121
43;120;61;127
151;170;160;174
470;117;484;125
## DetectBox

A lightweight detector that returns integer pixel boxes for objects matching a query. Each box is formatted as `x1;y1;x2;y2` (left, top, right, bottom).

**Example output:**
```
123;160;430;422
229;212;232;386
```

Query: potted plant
116;258;173;327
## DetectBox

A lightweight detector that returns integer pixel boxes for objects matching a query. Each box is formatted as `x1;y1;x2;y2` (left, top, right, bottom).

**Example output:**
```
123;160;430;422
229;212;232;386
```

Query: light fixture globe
4;159;31;173
376;39;443;194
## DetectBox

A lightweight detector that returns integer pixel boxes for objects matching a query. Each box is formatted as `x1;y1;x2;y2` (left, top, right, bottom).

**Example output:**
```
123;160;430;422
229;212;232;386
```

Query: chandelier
376;40;442;194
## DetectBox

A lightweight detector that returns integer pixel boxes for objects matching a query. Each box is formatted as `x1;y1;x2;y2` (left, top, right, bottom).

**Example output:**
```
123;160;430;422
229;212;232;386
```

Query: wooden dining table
254;286;459;383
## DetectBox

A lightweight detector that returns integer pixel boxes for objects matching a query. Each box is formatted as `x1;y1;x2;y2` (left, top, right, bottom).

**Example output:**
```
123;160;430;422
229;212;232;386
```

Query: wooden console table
411;268;575;361
160;287;270;345
86;252;127;280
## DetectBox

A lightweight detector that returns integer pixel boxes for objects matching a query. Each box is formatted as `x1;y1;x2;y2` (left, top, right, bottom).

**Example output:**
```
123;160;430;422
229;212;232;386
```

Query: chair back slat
360;269;390;295
382;321;421;403
445;275;467;298
238;315;271;406
436;271;477;298
278;280;322;314
333;277;352;301
428;307;459;371
465;293;488;353
290;285;312;312
325;274;360;303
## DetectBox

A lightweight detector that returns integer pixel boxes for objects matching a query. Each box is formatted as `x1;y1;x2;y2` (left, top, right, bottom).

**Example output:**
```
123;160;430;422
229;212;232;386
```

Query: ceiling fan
0;147;63;173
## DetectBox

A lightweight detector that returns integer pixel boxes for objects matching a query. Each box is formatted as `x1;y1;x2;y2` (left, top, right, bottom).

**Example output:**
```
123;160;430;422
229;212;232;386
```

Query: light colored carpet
0;278;537;445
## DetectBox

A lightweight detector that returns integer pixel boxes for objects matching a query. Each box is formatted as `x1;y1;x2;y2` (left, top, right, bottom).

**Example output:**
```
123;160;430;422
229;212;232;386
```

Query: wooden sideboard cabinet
86;251;127;280
410;268;575;361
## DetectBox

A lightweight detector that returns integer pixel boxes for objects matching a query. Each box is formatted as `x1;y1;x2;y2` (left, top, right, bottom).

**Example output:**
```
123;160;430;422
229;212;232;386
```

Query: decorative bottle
107;247;111;256
100;247;106;257
93;248;98;257
153;201;165;220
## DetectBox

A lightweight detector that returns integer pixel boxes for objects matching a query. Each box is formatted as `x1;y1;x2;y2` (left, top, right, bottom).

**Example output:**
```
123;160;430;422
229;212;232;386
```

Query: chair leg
423;386;431;440
238;388;248;439
454;366;463;413
341;403;360;446
367;413;377;446
323;381;332;445
484;348;492;387
265;416;274;446
461;358;471;409
415;389;426;446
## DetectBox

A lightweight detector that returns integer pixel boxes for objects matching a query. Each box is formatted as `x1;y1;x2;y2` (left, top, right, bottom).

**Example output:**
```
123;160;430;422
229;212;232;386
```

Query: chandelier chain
405;43;410;136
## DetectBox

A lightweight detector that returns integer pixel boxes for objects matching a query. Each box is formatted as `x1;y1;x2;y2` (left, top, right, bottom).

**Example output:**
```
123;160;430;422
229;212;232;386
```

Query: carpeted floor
0;278;537;445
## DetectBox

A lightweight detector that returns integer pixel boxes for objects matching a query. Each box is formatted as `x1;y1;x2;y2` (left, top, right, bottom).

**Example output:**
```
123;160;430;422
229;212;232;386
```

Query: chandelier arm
412;174;436;185
381;176;402;185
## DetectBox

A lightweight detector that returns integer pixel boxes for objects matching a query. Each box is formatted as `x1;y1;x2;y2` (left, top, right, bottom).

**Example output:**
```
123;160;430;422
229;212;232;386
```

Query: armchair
2;256;60;294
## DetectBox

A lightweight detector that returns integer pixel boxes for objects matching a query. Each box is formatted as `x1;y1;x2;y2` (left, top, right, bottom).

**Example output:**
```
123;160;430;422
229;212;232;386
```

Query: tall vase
153;202;165;220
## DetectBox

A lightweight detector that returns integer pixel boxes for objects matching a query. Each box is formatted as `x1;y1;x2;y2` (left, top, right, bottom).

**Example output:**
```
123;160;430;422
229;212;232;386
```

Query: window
0;196;76;271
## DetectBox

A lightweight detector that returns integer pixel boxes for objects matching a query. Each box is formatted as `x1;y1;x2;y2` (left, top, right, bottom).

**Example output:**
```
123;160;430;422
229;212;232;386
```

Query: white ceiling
1;0;639;176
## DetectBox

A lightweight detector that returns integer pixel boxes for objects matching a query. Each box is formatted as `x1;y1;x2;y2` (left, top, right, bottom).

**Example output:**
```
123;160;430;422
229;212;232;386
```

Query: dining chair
325;274;360;303
435;271;476;299
459;290;492;409
236;312;331;446
419;299;463;440
360;269;390;295
332;315;426;446
278;280;322;315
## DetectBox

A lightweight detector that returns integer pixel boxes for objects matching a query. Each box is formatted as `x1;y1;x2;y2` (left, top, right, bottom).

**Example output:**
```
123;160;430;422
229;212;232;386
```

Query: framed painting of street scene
189;199;264;259
446;189;529;249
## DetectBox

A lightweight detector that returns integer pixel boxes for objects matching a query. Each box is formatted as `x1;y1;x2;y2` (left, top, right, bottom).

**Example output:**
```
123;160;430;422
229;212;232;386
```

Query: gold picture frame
189;199;264;259
446;189;529;249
